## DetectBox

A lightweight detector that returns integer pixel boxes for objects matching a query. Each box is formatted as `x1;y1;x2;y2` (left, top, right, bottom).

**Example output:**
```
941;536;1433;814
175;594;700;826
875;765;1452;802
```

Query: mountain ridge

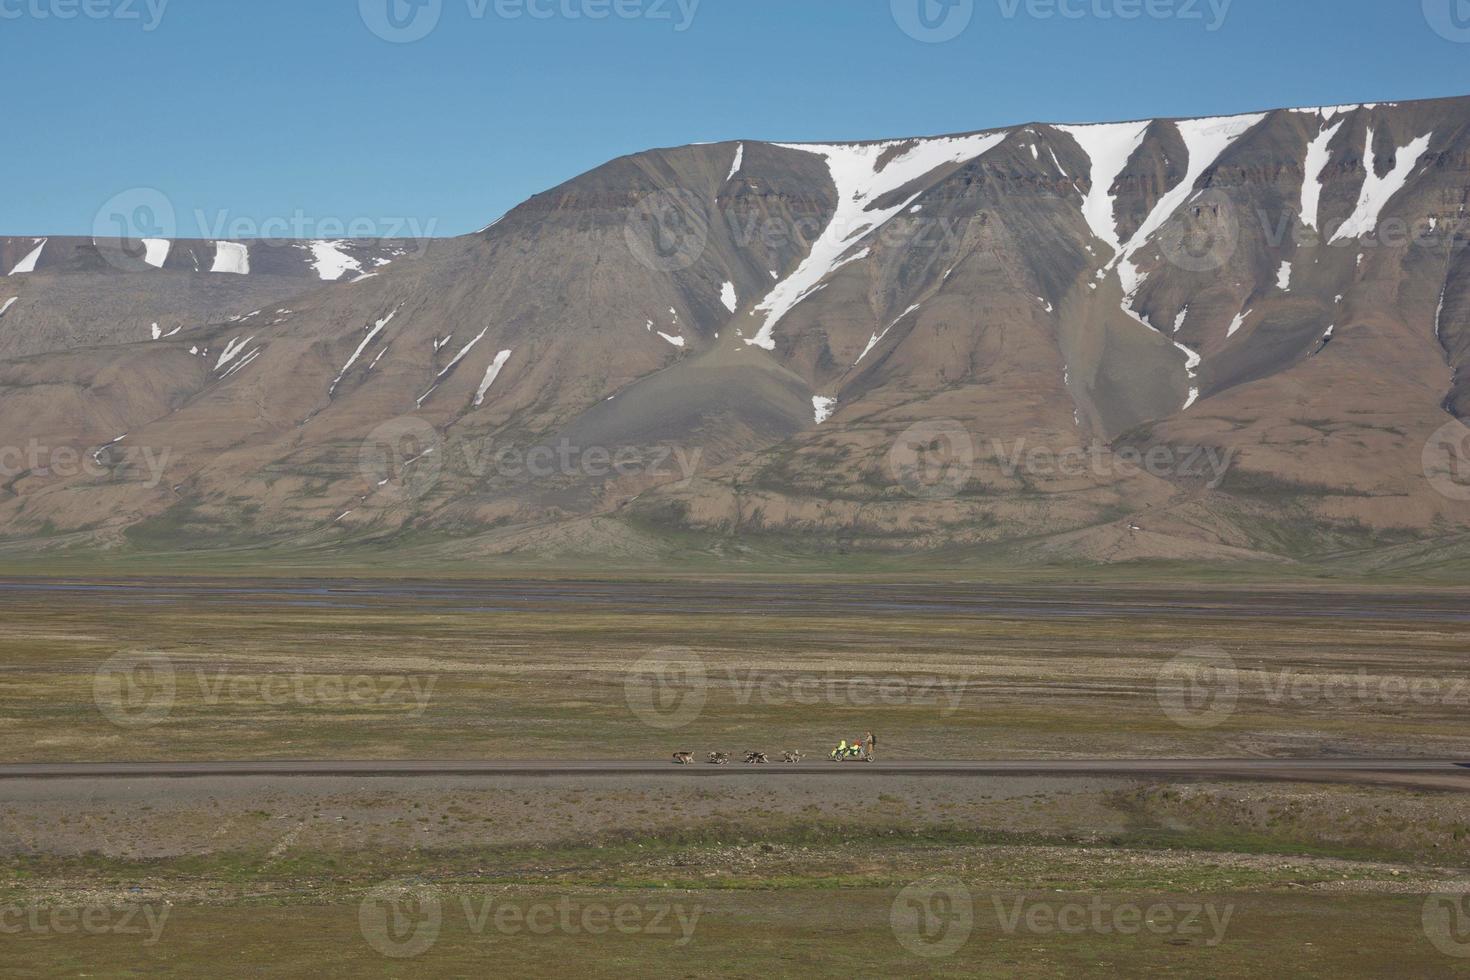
0;93;1467;573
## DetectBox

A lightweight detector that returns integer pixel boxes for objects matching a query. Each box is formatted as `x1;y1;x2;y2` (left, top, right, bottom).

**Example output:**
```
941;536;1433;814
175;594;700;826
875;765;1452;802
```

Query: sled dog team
672;733;877;765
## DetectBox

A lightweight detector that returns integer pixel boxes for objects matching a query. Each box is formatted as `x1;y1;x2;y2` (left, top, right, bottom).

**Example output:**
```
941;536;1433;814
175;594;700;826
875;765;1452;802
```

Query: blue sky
3;0;1467;237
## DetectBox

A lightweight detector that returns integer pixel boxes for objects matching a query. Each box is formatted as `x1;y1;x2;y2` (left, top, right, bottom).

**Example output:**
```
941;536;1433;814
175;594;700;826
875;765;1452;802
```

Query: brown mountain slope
2;96;1469;570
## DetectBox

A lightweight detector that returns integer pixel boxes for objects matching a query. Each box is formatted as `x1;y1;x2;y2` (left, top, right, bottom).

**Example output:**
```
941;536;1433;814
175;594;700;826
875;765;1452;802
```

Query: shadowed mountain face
3;95;1470;569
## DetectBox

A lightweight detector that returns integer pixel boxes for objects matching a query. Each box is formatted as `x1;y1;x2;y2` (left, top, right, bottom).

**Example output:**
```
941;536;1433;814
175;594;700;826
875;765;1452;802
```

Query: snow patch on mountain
1331;129;1434;242
856;303;920;366
1277;261;1292;291
1227;307;1252;338
726;143;744;182
308;241;364;281
331;307;400;395
1054;121;1150;256
474;349;513;406
215;336;254;371
142;238;170;269
221;348;261;379
0;297;17;318
211;242;250;275
748;132;1006;350
720;281;737;312
812;395;837;425
438;327;489;379
1116;113;1266;299
8;239;45;275
1177;341;1202;409
1301;117;1346;232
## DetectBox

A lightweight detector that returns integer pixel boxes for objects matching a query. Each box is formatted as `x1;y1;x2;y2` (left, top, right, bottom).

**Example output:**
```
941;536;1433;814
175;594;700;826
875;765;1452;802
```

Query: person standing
864;731;877;762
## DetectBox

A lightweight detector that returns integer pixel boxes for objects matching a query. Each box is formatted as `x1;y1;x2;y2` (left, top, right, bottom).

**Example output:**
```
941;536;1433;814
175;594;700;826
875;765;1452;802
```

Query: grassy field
0;580;1467;762
4;776;1470;977
3;578;1470;976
